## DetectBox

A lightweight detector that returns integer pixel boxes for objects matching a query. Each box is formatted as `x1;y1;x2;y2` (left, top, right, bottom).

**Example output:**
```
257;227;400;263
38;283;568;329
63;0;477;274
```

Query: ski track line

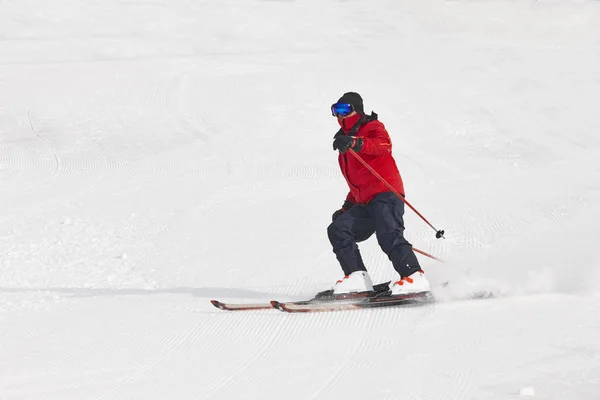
41;74;238;249
34;113;73;179
96;67;229;188
198;314;293;400
0;310;73;391
83;315;183;379
0;129;50;187
95;316;218;399
91;314;204;400
4;104;125;200
89;84;161;186
0;308;54;354
201;303;399;400
536;196;586;227
28;107;110;181
108;76;172;187
162;69;212;146
2;323;140;393
442;369;473;400
0;140;25;186
28;108;60;178
73;71;179;190
308;329;370;400
346;306;472;400
450;208;526;257
306;306;417;400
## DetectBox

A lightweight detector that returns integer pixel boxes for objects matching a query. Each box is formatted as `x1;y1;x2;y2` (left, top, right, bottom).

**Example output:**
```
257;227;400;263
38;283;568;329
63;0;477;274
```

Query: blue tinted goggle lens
331;103;354;117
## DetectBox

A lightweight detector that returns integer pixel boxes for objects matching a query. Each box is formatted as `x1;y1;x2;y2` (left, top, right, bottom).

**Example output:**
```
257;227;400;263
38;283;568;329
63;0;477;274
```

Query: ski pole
348;149;445;239
413;247;443;262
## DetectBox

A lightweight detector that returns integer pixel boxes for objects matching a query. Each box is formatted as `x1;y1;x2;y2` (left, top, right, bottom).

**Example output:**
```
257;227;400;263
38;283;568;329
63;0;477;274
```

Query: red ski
210;300;273;311
210;281;392;312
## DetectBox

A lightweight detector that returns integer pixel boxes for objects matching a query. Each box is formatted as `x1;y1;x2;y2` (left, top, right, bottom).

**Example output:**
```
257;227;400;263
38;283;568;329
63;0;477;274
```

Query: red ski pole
413;247;443;262
348;149;445;239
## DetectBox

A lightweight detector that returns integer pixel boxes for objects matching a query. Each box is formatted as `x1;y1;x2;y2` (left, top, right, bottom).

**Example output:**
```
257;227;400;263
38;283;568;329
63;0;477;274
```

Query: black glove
332;209;344;221
331;200;355;221
333;136;364;153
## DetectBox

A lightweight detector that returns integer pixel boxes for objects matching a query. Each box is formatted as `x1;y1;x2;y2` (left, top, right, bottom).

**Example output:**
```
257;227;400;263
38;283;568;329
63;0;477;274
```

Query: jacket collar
337;113;363;133
334;112;378;138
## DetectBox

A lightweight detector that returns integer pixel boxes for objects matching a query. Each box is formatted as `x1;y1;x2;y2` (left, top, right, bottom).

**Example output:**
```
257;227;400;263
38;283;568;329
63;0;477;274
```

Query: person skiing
328;92;431;296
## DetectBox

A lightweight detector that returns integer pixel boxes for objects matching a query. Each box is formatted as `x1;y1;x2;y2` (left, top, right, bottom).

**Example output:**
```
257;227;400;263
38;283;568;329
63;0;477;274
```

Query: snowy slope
1;0;600;399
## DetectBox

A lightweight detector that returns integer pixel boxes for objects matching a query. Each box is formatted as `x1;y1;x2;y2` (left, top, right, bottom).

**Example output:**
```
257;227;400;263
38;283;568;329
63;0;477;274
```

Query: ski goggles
331;103;354;117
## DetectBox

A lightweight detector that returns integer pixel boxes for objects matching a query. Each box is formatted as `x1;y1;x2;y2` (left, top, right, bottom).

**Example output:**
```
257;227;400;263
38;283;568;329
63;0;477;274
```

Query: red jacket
337;112;405;205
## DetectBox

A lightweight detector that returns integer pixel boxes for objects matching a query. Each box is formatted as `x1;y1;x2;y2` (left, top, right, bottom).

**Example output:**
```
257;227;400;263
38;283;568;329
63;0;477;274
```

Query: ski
210;281;391;312
210;300;273;311
271;291;433;313
211;282;495;312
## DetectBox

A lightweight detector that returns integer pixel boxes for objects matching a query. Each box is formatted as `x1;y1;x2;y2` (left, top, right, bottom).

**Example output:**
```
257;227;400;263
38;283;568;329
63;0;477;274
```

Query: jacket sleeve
357;123;392;156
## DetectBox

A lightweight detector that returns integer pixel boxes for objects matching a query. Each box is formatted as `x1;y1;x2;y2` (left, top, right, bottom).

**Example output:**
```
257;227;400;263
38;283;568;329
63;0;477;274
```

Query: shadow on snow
0;286;281;300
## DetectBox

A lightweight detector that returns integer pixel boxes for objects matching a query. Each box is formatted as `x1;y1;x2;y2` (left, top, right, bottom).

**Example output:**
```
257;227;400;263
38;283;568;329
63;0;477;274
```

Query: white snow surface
1;0;600;399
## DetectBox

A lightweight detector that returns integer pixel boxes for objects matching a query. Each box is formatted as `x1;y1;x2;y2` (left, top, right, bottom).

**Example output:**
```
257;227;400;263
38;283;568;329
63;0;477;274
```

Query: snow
520;387;536;397
1;0;600;399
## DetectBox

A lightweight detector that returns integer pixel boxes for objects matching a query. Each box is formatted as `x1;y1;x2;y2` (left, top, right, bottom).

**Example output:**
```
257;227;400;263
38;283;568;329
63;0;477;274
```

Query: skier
328;92;431;296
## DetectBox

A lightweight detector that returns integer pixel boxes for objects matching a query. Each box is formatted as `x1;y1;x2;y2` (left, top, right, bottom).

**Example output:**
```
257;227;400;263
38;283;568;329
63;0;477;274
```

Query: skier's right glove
333;136;364;154
332;200;355;221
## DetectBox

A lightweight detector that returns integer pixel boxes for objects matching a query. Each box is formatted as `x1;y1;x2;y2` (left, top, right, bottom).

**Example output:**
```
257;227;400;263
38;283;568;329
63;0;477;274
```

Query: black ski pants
327;192;421;278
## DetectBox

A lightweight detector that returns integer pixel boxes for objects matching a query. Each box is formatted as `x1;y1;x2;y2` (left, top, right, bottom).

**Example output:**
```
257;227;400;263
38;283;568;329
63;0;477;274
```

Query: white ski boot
332;271;374;295
390;270;431;296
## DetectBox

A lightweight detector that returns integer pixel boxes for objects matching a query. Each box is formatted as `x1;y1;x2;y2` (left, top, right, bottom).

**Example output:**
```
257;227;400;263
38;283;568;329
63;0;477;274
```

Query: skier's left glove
333;136;364;154
331;200;355;221
332;209;344;221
